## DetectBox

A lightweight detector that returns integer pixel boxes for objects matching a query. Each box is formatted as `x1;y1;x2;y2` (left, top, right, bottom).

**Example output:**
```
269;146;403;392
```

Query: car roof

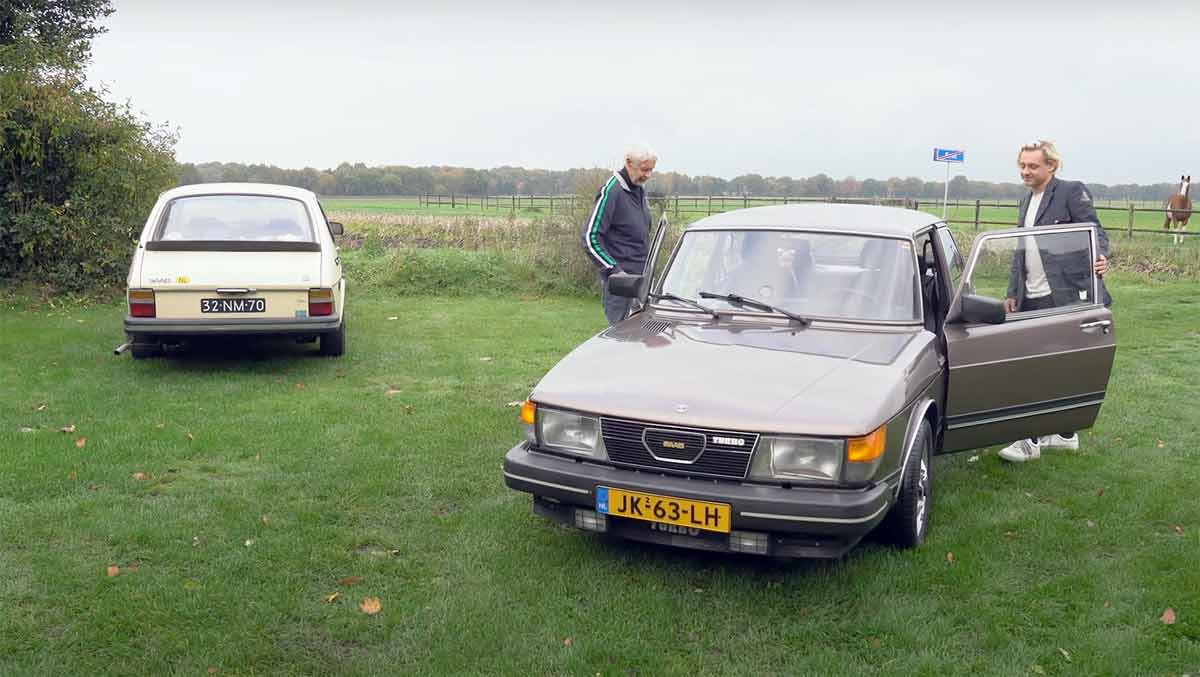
158;183;317;201
685;203;943;238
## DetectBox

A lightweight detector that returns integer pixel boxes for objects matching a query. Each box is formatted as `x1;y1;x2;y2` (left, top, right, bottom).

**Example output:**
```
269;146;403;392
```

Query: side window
963;227;1096;317
934;227;964;292
317;201;334;238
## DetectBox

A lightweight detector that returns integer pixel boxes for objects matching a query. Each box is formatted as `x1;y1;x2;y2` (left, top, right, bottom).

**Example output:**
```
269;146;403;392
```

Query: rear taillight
128;289;156;318
308;288;334;317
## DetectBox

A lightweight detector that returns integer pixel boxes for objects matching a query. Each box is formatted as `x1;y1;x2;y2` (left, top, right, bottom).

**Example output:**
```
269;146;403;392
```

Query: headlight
748;435;844;482
537;407;608;460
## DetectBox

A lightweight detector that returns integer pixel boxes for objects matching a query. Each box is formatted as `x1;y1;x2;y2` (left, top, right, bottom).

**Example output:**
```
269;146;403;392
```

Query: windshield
658;229;921;323
157;195;315;242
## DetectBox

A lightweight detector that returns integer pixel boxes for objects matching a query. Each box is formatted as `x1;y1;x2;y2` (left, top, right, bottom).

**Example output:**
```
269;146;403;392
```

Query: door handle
1080;319;1111;335
215;288;256;295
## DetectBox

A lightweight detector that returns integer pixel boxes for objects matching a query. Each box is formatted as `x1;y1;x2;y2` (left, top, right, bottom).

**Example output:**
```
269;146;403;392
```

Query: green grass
2;279;1199;674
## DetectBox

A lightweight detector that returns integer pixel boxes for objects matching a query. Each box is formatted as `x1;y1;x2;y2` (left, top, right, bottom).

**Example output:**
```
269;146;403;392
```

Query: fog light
574;509;608;532
729;530;770;555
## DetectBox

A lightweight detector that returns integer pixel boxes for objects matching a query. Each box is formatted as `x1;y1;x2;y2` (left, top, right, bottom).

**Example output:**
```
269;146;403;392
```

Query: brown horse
1165;175;1192;244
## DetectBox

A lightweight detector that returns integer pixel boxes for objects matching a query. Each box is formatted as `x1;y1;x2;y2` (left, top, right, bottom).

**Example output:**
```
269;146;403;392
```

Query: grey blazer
1007;177;1112;307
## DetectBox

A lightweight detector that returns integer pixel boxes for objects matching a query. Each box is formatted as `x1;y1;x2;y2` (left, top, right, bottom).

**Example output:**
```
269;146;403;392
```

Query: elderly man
999;140;1111;463
582;144;657;325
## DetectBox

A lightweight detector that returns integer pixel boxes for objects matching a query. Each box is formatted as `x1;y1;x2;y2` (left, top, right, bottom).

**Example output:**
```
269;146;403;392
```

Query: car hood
531;315;925;436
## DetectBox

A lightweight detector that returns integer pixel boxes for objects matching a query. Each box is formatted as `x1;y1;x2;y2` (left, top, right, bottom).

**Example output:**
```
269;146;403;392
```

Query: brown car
503;204;1115;558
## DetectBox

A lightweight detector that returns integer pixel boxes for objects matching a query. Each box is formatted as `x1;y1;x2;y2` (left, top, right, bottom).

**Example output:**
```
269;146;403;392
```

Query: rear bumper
125;316;341;335
503;442;893;558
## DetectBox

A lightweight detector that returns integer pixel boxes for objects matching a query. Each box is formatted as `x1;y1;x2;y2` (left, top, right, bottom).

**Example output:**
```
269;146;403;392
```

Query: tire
880;420;932;548
319;319;345;357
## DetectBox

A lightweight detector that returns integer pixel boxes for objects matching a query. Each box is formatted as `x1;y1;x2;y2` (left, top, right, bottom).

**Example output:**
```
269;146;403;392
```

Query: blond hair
1017;140;1062;172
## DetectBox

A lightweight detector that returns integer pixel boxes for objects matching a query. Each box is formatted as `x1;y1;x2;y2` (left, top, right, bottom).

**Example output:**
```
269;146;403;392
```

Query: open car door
941;224;1116;452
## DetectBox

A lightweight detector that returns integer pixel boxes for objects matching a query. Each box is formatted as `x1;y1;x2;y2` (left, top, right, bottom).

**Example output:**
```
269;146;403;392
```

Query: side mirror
961;294;1006;324
607;271;643;298
328;222;344;236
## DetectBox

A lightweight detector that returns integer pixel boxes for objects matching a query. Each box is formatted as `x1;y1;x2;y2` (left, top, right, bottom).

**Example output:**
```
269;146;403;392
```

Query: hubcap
915;455;929;536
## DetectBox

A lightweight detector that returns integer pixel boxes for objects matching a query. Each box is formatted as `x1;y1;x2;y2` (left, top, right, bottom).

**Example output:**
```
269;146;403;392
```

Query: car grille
600;417;758;479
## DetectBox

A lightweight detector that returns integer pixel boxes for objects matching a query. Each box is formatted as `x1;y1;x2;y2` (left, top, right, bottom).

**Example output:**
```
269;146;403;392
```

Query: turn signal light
847;425;887;463
308;288;334;316
128;289;156;318
519;400;537;425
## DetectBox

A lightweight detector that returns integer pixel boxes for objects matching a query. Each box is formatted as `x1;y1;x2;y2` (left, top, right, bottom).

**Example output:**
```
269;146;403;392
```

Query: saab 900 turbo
503;204;1115;558
121;183;346;358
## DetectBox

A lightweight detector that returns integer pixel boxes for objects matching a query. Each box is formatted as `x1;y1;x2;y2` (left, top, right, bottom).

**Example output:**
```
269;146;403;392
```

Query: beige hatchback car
122;183;346;358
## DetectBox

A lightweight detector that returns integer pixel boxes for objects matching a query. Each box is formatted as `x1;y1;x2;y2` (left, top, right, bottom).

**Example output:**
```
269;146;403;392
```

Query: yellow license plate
596;486;731;533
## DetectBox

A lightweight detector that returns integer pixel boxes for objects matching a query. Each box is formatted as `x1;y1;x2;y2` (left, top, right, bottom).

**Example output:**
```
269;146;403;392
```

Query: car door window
961;226;1096;317
935;227;964;293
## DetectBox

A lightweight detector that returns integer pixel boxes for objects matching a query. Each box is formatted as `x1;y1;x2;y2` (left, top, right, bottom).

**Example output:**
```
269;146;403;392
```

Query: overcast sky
88;0;1198;185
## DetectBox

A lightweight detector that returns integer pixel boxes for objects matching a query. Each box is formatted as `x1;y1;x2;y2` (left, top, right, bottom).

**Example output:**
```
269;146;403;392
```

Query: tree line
181;161;1184;203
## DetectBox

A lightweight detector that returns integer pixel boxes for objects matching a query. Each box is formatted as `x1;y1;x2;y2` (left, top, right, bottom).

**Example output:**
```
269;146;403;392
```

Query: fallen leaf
75;437;87;448
295;382;305;390
208;668;219;675
18;427;35;433
1004;531;1019;539
1157;440;1165;448
1024;492;1034;499
260;515;270;525
244;539;255;547
338;576;364;586
946;551;955;564
387;316;398;320
563;637;574;647
1031;665;1046;675
385;389;401;397
324;591;340;604
1175;525;1185;536
1096;487;1104;497
1104;600;1111;608
360;597;382;615
255;452;261;461
36;403;47;411
87;483;100;491
1086;520;1096;529
68;470;77;481
59;424;76;433
155;422;166;429
127;562;140;573
131;472;150;481
186;432;194;441
869;637;882;649
505;401;523;407
1162;608;1177;624
1059;647;1071;662
967;454;980;463
106;565;120;577
479;356;494;362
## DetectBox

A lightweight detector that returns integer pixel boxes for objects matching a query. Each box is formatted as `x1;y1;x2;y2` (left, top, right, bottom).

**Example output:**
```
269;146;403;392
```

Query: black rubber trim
145;241;320;252
945;391;1106;429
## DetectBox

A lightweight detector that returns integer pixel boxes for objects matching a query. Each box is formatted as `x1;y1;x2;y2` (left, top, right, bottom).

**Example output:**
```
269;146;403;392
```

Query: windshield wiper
698;291;811;326
648;292;719;318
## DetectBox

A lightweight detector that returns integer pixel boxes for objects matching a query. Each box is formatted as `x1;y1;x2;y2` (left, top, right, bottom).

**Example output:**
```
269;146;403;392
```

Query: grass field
2;276;1199;674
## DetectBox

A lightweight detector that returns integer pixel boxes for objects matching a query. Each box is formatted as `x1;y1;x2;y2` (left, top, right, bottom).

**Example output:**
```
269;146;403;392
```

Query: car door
940;224;1115;452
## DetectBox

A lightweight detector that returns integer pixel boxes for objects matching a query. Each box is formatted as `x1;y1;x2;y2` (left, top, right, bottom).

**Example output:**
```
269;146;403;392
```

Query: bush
0;62;177;291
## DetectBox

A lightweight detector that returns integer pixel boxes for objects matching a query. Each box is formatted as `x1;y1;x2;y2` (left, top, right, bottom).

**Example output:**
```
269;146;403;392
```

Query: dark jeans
599;271;634;326
1020;293;1072;439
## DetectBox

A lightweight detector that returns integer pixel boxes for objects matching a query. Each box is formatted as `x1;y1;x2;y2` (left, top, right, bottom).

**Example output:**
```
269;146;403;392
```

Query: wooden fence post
1127;203;1135;239
707;195;712;215
743;194;748;209
974;199;981;230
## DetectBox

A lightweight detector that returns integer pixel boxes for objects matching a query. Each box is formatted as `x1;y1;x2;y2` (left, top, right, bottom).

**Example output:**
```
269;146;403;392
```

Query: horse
1165;175;1192;244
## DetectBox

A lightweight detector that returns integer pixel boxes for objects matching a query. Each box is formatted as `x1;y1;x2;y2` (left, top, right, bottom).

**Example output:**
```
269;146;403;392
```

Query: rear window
157;195;315;243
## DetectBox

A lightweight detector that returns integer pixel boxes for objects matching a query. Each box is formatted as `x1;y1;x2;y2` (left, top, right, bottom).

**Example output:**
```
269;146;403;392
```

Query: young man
581;144;657;325
998;140;1112;463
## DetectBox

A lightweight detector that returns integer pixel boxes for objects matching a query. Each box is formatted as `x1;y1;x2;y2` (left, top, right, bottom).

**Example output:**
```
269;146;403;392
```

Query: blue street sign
934;148;965;163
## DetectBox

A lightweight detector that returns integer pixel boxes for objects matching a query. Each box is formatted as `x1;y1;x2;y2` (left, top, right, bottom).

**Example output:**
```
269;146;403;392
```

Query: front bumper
503;442;893;558
125;316;341;336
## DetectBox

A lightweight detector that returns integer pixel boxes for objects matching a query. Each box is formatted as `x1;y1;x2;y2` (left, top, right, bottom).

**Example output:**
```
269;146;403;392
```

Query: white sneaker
999;438;1041;462
1038;433;1079;450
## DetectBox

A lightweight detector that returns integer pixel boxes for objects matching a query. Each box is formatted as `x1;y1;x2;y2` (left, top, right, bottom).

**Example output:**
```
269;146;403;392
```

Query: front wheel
319;319;345;357
879;420;932;548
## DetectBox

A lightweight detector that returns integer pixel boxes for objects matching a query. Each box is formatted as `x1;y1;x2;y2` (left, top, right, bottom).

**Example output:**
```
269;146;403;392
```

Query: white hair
623;144;657;164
